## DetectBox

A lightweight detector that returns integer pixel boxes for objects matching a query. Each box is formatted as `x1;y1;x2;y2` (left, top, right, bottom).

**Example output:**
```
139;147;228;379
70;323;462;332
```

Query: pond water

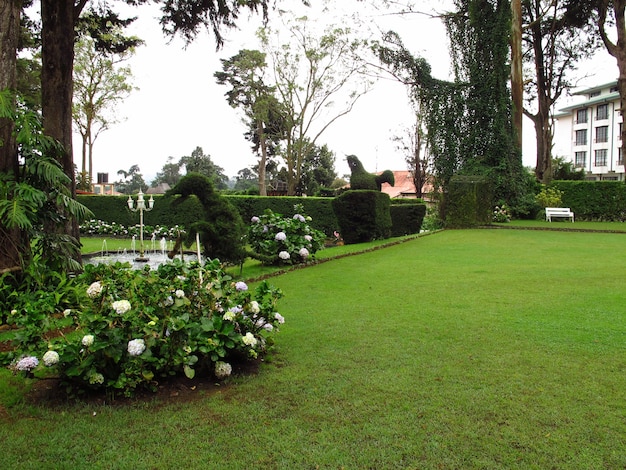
83;251;202;270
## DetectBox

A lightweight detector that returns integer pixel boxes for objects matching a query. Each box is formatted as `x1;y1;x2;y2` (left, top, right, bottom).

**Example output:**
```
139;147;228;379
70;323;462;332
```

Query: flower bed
9;259;283;397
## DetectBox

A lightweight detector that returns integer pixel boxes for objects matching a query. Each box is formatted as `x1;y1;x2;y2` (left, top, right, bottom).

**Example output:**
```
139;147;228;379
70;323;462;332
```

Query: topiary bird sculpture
346;154;395;191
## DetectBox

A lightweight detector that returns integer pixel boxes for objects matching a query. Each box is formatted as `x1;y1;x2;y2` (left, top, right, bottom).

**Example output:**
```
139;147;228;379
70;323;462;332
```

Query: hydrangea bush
248;204;325;265
492;205;511;223
11;259;283;396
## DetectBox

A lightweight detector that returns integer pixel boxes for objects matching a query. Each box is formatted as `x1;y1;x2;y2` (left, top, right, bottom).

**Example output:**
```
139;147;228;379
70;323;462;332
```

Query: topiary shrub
167;173;246;264
332;190;392;244
444;175;493;228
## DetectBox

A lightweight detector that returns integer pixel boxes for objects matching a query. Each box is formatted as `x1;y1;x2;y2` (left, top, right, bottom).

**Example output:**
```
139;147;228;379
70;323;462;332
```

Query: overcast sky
76;0;617;185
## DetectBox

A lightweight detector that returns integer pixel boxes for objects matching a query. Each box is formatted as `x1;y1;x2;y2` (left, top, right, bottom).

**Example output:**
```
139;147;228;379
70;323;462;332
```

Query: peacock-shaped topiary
346;155;395;191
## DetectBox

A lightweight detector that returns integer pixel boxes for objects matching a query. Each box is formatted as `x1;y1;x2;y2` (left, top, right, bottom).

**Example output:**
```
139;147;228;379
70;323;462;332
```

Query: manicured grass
4;228;626;468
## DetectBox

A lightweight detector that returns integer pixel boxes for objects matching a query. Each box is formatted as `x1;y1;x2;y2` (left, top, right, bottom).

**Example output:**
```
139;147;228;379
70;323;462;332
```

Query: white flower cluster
275;231;287;241
127;338;146;356
112;300;131;315
214;361;232;379
175;289;185;298
42;351;59;367
82;334;94;347
86;281;103;298
235;281;248;291
279;251;290;260
299;247;309;258
242;332;258;347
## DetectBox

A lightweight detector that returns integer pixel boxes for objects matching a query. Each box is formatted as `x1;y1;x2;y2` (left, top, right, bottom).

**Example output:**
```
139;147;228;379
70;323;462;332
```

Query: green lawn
3;228;626;468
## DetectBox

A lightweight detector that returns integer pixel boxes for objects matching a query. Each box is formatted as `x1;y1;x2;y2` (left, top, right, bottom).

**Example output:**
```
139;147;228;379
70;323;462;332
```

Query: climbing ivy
377;0;529;212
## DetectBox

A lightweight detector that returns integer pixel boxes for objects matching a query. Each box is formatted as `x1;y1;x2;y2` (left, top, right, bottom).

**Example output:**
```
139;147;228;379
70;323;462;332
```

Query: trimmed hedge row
77;194;426;240
444;175;493;228
332;190;392;244
551;181;626;221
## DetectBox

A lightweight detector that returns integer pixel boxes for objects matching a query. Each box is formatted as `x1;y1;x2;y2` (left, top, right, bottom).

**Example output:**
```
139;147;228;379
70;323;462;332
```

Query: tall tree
73;34;138;190
522;0;599;184
259;16;371;195
595;0;626;174
392;112;431;199
0;1;22;272
297;142;337;196
180;146;229;190
115;164;146;195
152;156;182;188
215;49;280;196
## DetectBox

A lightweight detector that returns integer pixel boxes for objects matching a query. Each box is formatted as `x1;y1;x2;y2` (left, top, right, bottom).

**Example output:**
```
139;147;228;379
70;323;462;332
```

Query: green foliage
247;204;326;265
389;202;426;236
9;259;283;396
332;190;392;244
168;173;246;264
444;175;493;228
0;90;93;273
552;156;585;181
552;181;626;221
535;186;563;208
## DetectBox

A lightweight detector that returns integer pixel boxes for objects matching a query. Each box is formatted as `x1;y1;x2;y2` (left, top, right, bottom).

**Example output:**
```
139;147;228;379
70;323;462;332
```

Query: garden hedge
78;194;428;240
551;181;626;221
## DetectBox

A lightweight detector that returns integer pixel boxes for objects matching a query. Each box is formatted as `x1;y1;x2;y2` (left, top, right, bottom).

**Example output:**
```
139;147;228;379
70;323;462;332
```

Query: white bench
545;207;574;222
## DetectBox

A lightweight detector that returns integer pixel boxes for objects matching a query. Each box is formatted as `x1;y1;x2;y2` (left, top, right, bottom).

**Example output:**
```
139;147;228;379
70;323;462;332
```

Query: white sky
76;0;618;185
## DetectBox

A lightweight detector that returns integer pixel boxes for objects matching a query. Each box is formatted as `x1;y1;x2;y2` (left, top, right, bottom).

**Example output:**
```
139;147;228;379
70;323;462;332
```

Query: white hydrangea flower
127;338;146;356
249;301;260;314
89;373;104;385
263;323;274;332
82;334;94;347
275;231;287;241
304;235;312;242
87;281;103;298
274;313;285;324
242;332;258;347
175;289;185;298
214;361;232;379
42;350;60;367
112;299;131;314
299;247;309;258
279;251;290;260
223;310;236;322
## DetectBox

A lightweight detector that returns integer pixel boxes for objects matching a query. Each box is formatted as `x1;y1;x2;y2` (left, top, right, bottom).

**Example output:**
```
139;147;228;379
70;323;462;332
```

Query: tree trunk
41;0;81;243
256;119;267;196
510;0;523;152
0;0;24;272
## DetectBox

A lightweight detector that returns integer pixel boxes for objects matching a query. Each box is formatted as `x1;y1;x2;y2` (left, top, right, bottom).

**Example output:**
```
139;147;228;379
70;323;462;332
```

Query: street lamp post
127;190;154;262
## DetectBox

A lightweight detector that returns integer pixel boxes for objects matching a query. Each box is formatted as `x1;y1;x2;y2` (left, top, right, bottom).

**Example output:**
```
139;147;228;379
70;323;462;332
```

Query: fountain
127;190;154;262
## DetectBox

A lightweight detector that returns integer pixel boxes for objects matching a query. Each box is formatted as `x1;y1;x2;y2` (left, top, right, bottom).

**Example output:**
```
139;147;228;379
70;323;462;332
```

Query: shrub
492;204;511;223
247;204;326;265
535;187;563;208
389;203;427;236
444;175;493;228
332;190;392;244
10;259;284;396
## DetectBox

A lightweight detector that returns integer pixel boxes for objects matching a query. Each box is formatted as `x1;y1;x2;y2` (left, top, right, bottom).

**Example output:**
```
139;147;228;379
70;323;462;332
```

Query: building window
575;129;587;145
597;103;609;120
619;148;624;166
619;123;623;141
575;151;586;167
595;126;609;143
576;108;588;124
590;91;600;98
611;85;619;93
594;149;608;166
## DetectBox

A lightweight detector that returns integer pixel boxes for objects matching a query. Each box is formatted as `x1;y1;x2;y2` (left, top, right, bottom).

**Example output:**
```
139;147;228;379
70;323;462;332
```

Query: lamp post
127;190;154;262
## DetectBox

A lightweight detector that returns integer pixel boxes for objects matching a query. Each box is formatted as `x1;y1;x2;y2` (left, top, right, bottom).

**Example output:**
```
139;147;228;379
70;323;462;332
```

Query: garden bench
545;207;574;222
